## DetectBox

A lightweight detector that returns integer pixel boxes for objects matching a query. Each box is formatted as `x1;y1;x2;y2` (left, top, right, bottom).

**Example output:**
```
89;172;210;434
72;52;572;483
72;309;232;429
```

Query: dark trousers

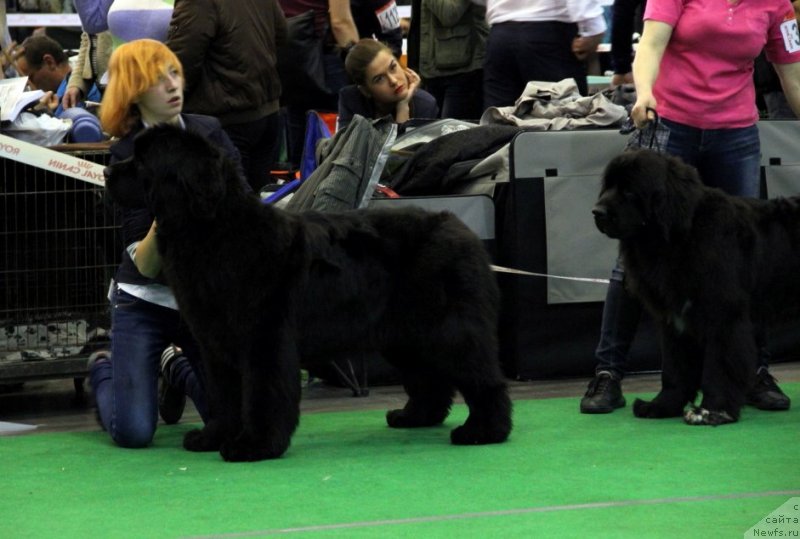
424;69;484;121
286;50;348;167
483;21;588;108
223;111;282;192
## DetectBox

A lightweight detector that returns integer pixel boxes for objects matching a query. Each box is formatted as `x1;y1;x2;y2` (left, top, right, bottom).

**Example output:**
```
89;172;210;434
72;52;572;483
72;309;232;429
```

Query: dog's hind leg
450;379;512;445
633;328;700;419
385;362;456;428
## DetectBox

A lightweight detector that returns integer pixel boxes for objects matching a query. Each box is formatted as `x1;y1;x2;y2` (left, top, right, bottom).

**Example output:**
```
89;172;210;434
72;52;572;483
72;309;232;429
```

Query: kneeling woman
90;39;246;448
338;39;439;131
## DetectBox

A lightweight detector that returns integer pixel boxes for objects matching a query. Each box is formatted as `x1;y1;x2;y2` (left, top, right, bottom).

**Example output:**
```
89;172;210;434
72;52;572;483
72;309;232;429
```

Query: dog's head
105;124;243;228
593;149;702;242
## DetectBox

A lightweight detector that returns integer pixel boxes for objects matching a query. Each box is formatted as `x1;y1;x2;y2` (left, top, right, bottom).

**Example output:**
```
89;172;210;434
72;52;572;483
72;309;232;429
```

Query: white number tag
376;0;400;33
780;18;800;53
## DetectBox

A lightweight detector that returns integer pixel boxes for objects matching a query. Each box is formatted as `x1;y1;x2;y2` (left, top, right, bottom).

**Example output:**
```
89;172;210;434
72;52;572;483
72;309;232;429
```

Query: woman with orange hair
89;39;246;448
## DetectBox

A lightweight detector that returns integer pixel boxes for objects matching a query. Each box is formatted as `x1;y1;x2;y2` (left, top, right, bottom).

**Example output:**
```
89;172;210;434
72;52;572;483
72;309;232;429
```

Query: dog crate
0;143;119;389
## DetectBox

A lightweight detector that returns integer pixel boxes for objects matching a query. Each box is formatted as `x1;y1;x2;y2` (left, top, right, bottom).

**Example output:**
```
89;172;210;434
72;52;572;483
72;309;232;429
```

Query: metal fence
0;145;119;384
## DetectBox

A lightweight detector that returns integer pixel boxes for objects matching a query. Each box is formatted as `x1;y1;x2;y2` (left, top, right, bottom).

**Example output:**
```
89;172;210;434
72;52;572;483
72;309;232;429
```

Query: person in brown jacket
166;0;287;191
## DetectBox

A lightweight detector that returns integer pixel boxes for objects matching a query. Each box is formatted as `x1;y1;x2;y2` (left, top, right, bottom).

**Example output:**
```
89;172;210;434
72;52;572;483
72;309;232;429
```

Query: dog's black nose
592;206;610;233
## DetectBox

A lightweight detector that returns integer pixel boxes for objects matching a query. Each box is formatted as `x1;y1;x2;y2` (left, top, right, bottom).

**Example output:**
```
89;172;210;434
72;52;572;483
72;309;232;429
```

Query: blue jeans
90;287;209;448
661;118;761;197
595;120;763;377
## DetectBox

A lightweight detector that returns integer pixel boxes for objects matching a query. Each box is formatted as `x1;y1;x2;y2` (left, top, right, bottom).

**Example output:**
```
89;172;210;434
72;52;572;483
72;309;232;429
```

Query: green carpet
3;385;799;538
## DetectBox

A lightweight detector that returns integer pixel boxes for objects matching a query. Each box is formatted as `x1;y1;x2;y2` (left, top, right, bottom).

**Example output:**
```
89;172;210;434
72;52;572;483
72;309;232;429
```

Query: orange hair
99;39;184;138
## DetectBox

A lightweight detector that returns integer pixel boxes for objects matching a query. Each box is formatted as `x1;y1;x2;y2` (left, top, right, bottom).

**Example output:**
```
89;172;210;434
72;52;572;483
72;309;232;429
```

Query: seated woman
338;39;439;131
90;39;246;449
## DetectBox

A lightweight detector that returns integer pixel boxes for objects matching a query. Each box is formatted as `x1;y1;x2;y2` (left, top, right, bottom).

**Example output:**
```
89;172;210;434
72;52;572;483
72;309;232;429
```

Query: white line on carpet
183;489;800;538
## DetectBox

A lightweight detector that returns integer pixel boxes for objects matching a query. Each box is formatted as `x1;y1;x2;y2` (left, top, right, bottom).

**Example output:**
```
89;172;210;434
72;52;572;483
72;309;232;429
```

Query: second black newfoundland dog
593;149;800;425
105;125;511;461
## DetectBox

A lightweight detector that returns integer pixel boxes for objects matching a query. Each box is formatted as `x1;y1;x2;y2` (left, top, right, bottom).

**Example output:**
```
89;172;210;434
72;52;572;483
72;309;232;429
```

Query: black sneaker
159;345;187;425
580;371;626;414
746;369;790;411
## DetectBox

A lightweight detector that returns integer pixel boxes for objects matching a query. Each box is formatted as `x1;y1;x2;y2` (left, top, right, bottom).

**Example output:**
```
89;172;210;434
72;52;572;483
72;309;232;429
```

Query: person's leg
483;23;525;108
582;262;642;413
439;70;484;121
223;112;282;193
694;124;761;198
520;21;588;96
170;330;210;422
92;288;169;448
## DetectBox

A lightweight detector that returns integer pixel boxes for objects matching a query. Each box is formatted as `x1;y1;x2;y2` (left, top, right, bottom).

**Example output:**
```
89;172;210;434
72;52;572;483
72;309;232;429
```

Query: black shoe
159;345;187;425
746;369;790;411
580;372;626;414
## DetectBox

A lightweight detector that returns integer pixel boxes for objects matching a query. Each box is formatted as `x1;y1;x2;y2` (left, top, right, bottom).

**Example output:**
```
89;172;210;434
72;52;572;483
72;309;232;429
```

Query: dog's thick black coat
106;125;512;461
593;149;800;425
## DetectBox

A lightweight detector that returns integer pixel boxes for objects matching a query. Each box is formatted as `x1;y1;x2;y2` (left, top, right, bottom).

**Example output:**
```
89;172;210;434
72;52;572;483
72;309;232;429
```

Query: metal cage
1;145;119;385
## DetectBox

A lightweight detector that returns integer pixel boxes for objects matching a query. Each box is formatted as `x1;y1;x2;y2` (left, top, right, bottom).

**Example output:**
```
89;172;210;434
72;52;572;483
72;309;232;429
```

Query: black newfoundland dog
105;125;512;461
593;149;800;425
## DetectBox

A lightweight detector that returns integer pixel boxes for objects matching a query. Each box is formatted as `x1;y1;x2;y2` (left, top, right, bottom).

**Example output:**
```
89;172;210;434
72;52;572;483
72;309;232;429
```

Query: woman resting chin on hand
336;39;439;131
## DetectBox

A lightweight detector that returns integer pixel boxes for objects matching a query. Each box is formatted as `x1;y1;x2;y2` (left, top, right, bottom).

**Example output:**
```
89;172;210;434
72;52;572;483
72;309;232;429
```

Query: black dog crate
1;144;120;388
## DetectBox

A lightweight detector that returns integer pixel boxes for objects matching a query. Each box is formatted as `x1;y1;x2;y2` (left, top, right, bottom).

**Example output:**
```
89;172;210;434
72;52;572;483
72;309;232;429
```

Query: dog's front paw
632;398;657;418
450;424;509;445
632;397;684;418
183;427;223;452
386;408;445;428
683;406;736;426
219;433;290;462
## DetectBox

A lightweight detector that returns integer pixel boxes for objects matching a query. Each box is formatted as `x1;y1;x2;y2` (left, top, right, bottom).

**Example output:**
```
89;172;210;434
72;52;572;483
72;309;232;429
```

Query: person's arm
631;19;673;128
610;0;643;81
165;0;215;92
72;0;114;34
571;9;606;61
328;0;359;48
394;67;421;123
133;220;162;278
774;62;800;118
63;33;90;109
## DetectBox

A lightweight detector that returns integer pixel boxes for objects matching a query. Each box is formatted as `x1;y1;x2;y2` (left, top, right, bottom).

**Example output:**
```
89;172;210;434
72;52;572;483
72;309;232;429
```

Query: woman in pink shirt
632;0;800;196
582;0;800;416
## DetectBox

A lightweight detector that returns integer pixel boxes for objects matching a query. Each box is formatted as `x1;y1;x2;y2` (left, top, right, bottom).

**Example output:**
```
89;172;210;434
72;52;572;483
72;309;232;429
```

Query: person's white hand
631;94;658;129
62;87;83;110
399;67;420;106
32;91;59;114
572;34;603;61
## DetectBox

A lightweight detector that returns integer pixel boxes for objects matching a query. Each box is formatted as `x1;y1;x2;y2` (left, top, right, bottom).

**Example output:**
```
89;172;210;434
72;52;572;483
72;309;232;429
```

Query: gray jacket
286;115;397;212
418;0;488;79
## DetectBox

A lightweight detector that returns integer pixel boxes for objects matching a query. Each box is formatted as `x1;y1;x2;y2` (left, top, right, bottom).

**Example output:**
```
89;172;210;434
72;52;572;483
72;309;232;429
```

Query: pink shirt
645;0;800;129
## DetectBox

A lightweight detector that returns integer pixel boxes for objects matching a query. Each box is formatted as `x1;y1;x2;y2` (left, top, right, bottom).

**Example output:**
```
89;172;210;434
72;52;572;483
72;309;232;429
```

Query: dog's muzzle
592;204;613;236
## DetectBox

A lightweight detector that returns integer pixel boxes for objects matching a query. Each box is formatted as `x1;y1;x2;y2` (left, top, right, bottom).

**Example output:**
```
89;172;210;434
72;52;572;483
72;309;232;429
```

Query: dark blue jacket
337;84;439;130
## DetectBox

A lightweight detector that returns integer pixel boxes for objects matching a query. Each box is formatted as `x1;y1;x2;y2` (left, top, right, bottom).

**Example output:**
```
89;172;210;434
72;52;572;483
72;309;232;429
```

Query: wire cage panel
1;147;120;382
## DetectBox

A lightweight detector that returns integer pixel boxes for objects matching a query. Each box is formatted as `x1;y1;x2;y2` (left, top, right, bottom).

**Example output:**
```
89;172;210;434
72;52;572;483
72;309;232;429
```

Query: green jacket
418;0;488;79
